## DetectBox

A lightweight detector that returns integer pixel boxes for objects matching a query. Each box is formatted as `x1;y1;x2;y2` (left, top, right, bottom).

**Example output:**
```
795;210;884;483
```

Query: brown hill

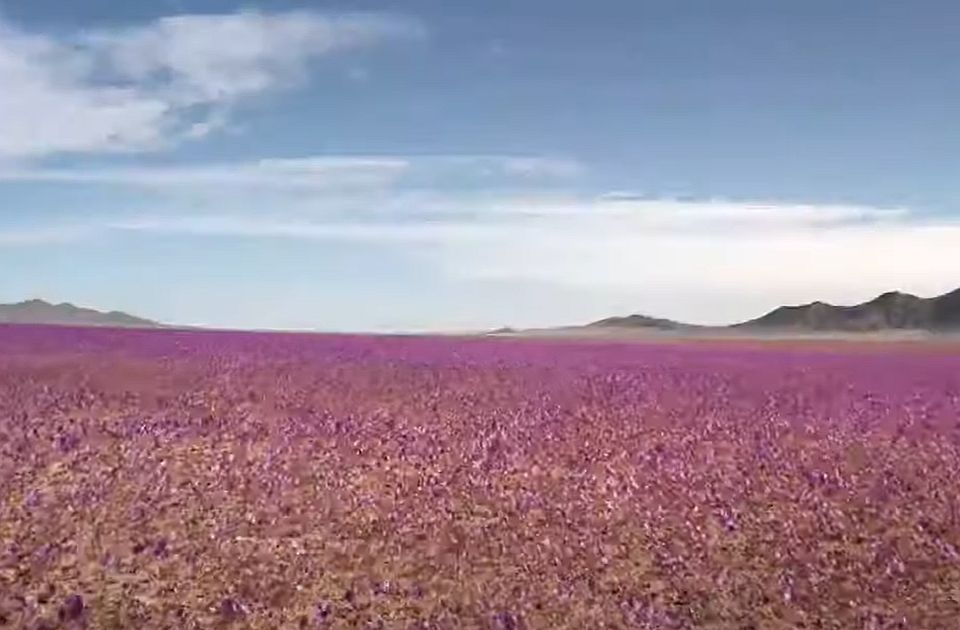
735;289;960;332
0;299;159;328
587;313;694;330
581;288;960;334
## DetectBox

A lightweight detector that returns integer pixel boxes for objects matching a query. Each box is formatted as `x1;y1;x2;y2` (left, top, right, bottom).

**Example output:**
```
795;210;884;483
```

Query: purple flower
315;601;333;621
491;611;520;630
219;597;244;620
58;594;84;621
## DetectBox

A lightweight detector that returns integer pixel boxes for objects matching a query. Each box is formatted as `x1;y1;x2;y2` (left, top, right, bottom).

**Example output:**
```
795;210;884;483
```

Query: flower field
2;325;960;629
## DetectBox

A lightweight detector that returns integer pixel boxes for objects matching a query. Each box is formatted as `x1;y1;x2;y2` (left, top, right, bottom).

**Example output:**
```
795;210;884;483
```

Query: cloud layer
102;193;960;324
0;155;583;190
4;153;959;325
0;11;422;158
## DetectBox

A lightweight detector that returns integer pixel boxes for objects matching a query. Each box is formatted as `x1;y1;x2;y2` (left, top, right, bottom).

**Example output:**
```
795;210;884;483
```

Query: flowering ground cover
1;325;960;629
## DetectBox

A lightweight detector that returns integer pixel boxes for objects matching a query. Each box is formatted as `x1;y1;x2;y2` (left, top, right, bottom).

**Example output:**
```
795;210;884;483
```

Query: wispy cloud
80;12;424;107
0;225;95;246
110;215;481;243
0;157;411;190
103;196;960;324
104;196;912;239
422;200;960;322
0;11;422;158
6;164;957;324
0;155;582;190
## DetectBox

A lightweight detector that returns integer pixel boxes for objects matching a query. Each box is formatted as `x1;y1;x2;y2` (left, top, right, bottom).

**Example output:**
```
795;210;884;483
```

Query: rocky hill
735;289;960;332
0;299;159;328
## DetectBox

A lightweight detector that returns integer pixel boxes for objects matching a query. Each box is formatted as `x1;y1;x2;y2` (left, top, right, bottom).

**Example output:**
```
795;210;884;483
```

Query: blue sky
2;0;959;331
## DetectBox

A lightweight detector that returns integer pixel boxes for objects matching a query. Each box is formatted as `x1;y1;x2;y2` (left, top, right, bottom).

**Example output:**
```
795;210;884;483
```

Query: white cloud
0;157;411;190
0;21;171;157
81;12;424;105
0;11;422;158
425;200;960;323
111;215;479;243
498;156;585;179
402;156;584;180
104;196;960;324
103;195;915;240
0;155;581;190
0;224;95;246
5;180;956;326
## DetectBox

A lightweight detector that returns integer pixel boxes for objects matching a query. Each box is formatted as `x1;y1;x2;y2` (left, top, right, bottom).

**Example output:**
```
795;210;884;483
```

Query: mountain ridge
587;313;698;330
0;299;160;328
736;288;960;332
587;287;960;333
5;289;960;335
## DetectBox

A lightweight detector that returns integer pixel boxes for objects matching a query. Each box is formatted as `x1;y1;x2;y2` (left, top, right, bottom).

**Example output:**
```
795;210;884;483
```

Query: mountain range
3;289;960;335
0;299;160;328
588;288;960;333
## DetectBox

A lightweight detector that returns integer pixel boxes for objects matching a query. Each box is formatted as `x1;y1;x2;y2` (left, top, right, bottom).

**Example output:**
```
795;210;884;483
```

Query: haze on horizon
2;0;960;332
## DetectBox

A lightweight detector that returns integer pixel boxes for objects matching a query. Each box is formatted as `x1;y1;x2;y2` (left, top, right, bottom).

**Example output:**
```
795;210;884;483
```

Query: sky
2;0;960;332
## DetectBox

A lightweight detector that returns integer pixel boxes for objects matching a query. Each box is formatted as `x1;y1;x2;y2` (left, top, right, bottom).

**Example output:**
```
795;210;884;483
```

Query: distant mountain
577;288;960;335
0;299;160;328
735;289;960;332
587;313;694;330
